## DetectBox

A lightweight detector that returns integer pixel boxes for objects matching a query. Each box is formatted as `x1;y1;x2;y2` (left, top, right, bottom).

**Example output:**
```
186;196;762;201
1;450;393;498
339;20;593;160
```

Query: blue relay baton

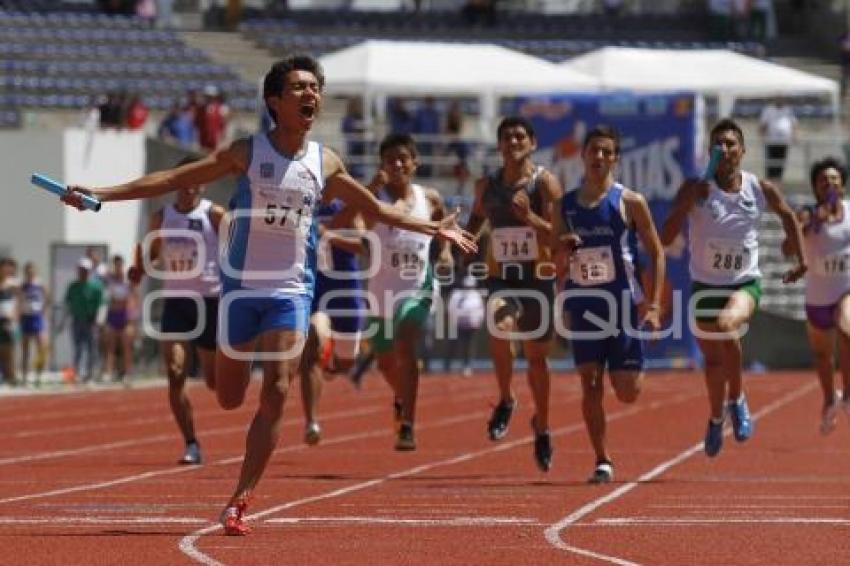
702;145;722;182
31;173;102;211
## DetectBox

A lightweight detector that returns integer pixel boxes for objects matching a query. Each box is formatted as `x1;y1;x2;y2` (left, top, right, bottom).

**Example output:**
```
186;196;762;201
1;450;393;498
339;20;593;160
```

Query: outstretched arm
65;139;249;206
762;179;807;283
322;147;476;253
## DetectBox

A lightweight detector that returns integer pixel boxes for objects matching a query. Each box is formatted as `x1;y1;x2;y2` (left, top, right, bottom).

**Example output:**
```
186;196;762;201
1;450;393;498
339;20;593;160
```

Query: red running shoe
220;497;251;536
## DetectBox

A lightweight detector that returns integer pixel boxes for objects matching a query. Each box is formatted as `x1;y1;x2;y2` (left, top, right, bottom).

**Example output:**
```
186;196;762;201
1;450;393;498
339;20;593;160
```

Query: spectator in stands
414;97;440;177
748;0;771;41
388;98;414;135
342;97;367;180
602;0;624;17
159;100;196;148
462;0;497;26
136;0;157;26
98;92;124;129
197;85;229;152
840;31;850;97
759;96;798;182
444;275;484;376
126;95;149;130
0;257;18;386
446;101;470;193
708;0;733;41
61;258;104;383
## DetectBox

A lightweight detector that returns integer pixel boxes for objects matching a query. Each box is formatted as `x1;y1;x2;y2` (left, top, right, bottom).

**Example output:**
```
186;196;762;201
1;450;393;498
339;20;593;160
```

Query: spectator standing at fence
126;95;149;130
0;258;18;386
759;96;797;182
388;99;414;135
159;100;196;148
18;262;50;386
342;97;367;179
444;275;484;376
62;258;104;383
414;97;440;178
197;85;229;152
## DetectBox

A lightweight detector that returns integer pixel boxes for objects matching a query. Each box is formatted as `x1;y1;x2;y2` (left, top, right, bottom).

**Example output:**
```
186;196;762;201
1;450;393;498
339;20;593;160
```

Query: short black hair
810;156;847;189
379;133;418;159
583;124;621;155
710;118;745;146
263;55;325;125
496;116;536;141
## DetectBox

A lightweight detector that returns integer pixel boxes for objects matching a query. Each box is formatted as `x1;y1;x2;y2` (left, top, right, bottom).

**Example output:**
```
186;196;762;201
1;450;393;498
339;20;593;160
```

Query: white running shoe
588;460;614;484
821;397;840;436
304;421;322;446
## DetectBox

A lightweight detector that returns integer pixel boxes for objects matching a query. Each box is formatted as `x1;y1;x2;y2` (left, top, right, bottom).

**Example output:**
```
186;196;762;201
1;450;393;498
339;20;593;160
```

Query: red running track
0;370;848;565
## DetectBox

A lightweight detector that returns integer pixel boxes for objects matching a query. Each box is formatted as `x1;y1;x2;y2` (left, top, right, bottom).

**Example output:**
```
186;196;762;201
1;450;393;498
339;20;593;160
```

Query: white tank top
107;276;130;302
369;184;433;318
161;198;221;297
803;200;850;305
688;171;765;285
223;135;324;295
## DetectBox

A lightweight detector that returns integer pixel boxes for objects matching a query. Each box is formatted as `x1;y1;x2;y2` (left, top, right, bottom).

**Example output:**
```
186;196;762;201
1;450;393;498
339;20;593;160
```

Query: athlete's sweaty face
710;129;744;177
268;69;322;129
581;135;618;182
498;125;536;163
380;145;418;187
814;166;844;203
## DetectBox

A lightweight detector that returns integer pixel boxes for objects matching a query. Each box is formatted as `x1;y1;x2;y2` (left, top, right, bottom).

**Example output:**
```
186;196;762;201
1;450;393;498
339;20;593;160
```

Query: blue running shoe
728;396;753;442
704;419;723;457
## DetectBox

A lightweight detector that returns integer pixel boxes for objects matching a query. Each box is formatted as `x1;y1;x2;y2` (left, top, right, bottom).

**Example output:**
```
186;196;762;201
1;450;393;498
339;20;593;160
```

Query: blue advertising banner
514;92;701;366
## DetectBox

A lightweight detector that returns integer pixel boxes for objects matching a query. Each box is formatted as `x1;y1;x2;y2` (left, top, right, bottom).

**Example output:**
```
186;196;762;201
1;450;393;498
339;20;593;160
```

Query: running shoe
531;418;552;472
220;497;250;536
304;421;322;446
587;459;614;484
487;398;516;441
704;418;724;457
728;396;753;442
821;397;840;436
178;442;202;465
395;423;416;451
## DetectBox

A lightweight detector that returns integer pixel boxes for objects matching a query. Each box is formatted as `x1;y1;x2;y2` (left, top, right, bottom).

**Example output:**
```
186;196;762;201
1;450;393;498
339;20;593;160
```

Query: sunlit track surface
1;371;847;565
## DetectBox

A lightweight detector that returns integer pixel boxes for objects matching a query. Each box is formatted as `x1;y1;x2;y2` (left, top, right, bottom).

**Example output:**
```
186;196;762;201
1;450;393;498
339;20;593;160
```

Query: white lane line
265;516;540;526
543;381;817;566
0;516;207;525
0;404;499;505
178;391;703;566
0;385;490;466
595;517;850;526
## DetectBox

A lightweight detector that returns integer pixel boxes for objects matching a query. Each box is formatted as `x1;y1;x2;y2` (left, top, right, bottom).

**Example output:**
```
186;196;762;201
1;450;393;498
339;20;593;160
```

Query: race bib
22;299;43;314
571;245;615;285
815;251;850;277
258;188;312;235
491;226;539;262
0;298;14;319
705;238;751;275
164;239;199;273
385;236;426;272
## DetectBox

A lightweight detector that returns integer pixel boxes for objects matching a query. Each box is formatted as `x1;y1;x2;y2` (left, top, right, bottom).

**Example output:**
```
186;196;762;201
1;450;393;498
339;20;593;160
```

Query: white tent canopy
559;47;840;118
319;40;600;135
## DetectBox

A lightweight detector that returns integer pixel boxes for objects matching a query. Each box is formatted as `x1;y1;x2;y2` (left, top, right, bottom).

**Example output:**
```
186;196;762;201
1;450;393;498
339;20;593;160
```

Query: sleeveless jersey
106;276;130;304
369;184;433;316
224;134;324;296
20;281;46;317
804;199;850;305
482;166;550;281
688;171;765;285
161;198;221;297
562;184;641;301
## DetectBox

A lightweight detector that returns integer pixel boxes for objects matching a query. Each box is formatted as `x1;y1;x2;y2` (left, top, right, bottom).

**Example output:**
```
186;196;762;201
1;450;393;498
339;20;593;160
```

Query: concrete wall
0;131;65;274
